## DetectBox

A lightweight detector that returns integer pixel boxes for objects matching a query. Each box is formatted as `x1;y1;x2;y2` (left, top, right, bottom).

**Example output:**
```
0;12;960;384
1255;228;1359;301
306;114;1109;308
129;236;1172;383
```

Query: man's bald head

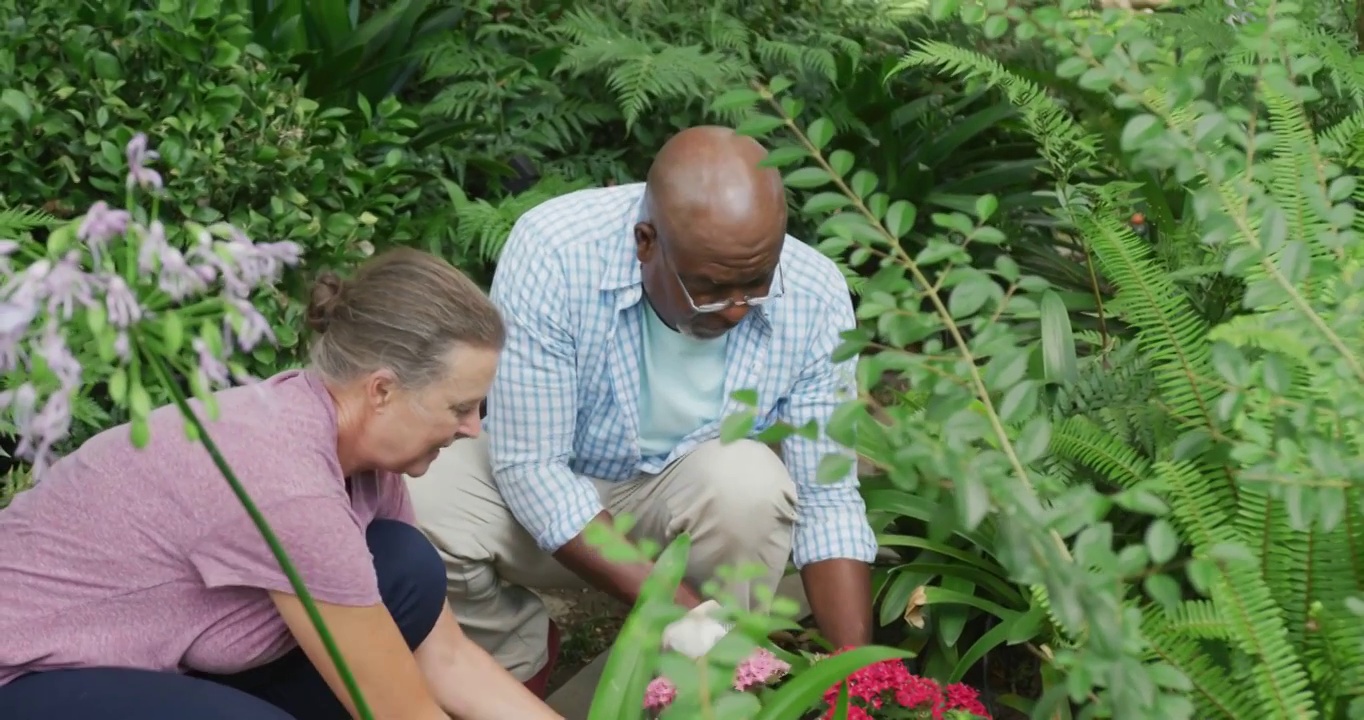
634;126;790;339
643;126;787;256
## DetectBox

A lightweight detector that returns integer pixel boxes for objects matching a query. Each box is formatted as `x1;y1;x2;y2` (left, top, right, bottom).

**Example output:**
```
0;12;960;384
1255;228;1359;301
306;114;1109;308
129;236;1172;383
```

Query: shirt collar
599;192;645;292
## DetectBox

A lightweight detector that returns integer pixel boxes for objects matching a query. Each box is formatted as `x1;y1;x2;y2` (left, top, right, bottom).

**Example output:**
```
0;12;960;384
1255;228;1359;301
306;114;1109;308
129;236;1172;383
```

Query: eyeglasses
665;251;786;314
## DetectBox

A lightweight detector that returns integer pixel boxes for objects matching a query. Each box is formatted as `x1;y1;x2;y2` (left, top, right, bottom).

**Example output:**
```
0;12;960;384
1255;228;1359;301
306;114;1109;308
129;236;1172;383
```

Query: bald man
405;126;878;694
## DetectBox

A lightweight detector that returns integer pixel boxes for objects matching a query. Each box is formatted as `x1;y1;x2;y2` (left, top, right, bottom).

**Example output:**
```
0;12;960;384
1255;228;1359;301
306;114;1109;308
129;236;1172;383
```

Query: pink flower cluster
643;647;790;712
819;649;991;719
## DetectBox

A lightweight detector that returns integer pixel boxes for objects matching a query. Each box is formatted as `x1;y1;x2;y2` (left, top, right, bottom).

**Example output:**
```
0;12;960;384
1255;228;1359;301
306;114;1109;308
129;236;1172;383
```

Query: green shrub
0;0;460;442
692;0;1364;717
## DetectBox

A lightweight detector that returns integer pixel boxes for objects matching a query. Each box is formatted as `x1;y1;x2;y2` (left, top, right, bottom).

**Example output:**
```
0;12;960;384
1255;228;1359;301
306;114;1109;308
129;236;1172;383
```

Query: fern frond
893;40;1102;181
0;206;59;237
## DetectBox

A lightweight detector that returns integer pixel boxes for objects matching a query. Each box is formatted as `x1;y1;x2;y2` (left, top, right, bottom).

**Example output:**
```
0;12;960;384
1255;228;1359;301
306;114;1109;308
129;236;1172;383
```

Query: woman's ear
364;368;402;413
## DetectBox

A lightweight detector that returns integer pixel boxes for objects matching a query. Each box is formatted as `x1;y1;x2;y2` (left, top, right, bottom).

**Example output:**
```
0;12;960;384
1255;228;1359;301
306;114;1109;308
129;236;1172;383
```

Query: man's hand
800;558;873;649
552;510;706;609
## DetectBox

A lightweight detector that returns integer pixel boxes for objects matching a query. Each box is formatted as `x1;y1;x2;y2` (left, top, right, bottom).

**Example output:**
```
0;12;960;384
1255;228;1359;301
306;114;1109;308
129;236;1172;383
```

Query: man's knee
681;439;797;529
405;436;508;564
367;519;446;647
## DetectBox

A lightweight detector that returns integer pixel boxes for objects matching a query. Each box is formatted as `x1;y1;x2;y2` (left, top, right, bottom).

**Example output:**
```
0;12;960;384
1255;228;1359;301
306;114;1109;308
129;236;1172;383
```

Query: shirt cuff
791;509;879;568
497;466;605;553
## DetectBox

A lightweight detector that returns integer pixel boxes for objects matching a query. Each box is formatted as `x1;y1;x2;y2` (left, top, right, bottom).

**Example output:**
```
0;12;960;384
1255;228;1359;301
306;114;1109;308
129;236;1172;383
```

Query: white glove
661;599;734;659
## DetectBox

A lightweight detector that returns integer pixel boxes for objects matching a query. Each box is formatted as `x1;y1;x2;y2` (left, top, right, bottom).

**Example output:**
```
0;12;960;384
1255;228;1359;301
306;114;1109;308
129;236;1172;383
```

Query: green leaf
1038;290;1078;384
948;608;1044;682
736;114;785;137
130;416;151;448
804;192;851;215
816;452;855;483
957;473;990;528
806;117;835;150
974;194;998;221
162;312;186;355
1120;114;1162;151
587;536;690;720
1056;56;1088;79
730;389;758;406
1013;417;1051;464
784;167;832;189
753;646;913;720
720;411;755;442
850;170;878;198
710;88;762;114
129;381;153;419
0;89;33;124
1145;519;1180;564
948;276;993;318
760;145;808;168
828;150;855;177
1143;574;1182;612
109;367;129;405
982;14;1009;38
885;200;917;239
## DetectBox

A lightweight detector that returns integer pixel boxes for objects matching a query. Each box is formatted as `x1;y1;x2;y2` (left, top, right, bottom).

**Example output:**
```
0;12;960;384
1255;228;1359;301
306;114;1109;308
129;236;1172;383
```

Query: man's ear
364;368;401;412
634;222;656;263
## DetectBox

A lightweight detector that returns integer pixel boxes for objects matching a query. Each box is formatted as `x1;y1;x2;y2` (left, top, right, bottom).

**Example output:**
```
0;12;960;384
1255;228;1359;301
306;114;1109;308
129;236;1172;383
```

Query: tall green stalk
145;350;374;720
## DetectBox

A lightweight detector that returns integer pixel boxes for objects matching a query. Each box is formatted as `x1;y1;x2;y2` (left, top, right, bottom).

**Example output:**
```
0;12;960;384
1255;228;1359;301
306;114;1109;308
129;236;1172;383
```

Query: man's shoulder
778;236;852;309
505;183;644;262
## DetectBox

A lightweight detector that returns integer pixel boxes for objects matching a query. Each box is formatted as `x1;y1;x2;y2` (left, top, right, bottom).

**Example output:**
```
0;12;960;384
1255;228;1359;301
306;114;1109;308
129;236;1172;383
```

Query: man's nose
717;304;749;327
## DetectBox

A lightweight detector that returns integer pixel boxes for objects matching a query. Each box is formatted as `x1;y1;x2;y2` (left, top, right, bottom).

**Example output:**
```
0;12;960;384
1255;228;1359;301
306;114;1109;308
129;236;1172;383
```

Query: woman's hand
270;592;448;720
414;604;565;720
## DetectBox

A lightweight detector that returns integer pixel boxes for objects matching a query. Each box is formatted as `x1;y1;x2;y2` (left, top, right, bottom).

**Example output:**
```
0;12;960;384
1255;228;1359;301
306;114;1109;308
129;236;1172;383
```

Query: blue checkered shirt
485;183;878;568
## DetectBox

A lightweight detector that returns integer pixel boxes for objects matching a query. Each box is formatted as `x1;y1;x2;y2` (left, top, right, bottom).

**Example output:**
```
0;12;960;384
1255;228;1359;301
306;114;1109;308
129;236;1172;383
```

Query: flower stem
143;349;374;720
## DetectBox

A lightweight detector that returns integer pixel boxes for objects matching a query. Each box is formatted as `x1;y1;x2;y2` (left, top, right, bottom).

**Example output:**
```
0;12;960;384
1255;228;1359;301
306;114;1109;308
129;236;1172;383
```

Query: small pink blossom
644;676;676;711
642;647;791;713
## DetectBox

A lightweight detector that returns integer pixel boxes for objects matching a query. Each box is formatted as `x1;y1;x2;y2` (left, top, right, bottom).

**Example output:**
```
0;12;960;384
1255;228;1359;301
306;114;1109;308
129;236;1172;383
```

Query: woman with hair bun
0;248;564;720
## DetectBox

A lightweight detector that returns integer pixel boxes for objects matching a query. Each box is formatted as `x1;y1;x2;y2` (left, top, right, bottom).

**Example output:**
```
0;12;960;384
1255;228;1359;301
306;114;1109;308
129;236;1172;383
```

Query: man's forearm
552;511;705;609
801;558;873;648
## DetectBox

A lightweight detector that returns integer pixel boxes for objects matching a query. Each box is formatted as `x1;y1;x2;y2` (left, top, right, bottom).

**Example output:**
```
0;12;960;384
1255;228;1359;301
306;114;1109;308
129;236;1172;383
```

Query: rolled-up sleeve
781;290;878;568
485;218;602;552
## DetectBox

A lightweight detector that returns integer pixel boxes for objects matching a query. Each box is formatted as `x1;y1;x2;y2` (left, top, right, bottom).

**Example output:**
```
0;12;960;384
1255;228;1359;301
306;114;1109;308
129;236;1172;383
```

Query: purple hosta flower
192;337;230;391
77;201;132;263
12;322;82;479
0;239;20;276
113;331;131;362
156;244;211;302
0;382;36;418
125;133;163;192
43;252;97;320
196;224;302;299
37;320;82;390
102;275;142;328
0;299;36;373
137;221;168;274
4;259;49;311
186;228;236;294
224;296;275;352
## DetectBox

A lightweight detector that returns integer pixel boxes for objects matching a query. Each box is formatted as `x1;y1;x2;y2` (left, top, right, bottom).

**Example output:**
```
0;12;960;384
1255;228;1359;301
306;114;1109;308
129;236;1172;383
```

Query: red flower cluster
820;651;992;719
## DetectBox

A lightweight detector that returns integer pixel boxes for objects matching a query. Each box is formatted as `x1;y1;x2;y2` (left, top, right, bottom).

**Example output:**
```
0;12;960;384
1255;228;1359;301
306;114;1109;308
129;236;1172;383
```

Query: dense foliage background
5;0;1364;717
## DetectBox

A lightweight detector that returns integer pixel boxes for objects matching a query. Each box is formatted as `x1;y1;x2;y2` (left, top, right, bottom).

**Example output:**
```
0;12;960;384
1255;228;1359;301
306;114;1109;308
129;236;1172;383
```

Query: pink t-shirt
0;369;415;686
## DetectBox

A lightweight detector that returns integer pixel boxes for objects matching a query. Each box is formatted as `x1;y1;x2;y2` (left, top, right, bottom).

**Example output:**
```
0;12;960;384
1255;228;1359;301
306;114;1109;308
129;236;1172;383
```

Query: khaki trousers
404;435;797;681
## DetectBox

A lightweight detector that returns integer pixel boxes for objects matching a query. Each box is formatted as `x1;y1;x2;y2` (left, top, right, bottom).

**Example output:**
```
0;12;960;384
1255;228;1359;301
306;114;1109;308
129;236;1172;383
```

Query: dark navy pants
0;520;447;719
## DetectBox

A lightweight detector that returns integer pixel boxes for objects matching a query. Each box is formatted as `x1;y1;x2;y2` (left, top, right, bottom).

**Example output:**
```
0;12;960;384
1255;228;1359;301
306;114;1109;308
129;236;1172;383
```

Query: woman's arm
414;603;565;720
270;592;447;720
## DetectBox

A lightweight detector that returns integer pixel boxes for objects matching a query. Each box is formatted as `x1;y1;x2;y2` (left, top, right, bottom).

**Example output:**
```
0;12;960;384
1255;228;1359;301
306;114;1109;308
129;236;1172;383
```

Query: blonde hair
304;247;504;387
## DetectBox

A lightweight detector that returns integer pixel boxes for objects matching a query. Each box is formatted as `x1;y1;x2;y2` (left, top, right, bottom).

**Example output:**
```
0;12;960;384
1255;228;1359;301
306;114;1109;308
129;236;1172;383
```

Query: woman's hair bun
305;272;345;334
